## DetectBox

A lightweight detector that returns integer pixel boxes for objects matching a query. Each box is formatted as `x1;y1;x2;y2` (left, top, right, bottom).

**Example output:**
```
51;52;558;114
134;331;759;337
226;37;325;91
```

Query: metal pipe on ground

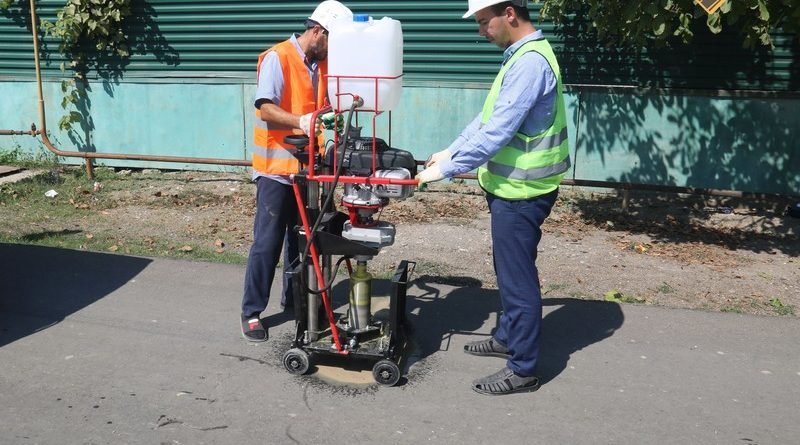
26;0;250;179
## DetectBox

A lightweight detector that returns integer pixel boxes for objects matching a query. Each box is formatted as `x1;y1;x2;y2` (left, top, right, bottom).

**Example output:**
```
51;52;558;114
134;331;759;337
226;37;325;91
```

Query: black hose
298;101;359;295
306;255;351;295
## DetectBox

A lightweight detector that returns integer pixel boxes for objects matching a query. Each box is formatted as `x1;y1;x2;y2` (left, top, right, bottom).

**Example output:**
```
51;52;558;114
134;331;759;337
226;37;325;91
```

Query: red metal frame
291;74;417;353
307;74;417;188
290;180;348;354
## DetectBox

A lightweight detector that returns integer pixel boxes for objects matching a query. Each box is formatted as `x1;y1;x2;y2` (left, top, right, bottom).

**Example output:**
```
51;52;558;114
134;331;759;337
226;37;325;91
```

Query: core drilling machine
281;98;418;386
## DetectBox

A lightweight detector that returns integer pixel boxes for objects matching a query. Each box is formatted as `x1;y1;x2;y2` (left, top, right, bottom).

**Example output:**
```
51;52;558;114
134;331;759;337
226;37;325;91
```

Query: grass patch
0;231;247;264
543;283;568;295
768;298;795;316
604;290;647;304
0;146;62;169
0;165;251;265
656;282;675;294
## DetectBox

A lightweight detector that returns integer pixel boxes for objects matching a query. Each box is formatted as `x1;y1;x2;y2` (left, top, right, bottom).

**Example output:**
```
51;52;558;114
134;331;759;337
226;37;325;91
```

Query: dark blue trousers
241;177;299;318
488;188;558;377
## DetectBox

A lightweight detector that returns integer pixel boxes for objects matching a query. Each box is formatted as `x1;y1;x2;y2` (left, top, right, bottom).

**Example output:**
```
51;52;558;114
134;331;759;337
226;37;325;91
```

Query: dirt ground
6;167;800;317
380;181;800;317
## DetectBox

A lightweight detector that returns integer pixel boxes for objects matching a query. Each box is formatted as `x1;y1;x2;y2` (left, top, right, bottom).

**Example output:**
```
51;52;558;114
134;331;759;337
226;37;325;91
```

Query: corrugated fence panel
1;1;797;89
0;0;61;77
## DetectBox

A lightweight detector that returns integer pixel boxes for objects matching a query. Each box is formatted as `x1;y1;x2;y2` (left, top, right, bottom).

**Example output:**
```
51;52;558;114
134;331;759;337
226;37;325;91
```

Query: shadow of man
404;275;502;367
538;297;625;384
405;276;625;385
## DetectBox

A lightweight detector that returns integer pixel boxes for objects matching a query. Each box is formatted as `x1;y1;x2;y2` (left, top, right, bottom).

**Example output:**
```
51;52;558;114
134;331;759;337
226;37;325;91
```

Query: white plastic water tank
327;14;403;112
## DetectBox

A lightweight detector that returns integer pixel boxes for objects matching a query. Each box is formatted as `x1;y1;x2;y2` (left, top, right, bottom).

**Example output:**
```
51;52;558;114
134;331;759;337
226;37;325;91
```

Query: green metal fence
1;1;797;90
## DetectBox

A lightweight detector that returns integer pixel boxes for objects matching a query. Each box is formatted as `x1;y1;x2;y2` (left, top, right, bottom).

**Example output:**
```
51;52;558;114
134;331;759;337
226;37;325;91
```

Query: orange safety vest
253;39;328;175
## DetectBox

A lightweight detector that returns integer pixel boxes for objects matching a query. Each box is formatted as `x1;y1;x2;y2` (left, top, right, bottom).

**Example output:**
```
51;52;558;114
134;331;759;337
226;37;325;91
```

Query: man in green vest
416;0;570;395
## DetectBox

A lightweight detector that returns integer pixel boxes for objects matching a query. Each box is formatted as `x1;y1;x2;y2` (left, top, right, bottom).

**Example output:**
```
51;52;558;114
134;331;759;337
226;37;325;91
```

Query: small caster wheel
372;359;401;386
283;348;310;375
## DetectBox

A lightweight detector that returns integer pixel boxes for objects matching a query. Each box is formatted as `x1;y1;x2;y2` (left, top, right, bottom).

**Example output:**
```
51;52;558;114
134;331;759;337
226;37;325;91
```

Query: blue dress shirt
437;30;558;178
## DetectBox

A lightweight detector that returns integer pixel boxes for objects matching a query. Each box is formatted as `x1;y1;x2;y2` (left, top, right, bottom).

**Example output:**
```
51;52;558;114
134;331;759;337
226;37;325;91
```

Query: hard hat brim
462;7;480;19
463;0;527;18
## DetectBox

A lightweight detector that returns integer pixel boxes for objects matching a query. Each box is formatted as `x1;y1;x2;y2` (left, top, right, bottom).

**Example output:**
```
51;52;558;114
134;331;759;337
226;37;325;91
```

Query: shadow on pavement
0;243;151;347
406;277;625;385
538;298;625;384
407;275;501;360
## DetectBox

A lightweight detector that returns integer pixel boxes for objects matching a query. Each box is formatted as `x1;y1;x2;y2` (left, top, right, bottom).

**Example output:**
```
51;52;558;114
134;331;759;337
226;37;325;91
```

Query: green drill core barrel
348;261;372;331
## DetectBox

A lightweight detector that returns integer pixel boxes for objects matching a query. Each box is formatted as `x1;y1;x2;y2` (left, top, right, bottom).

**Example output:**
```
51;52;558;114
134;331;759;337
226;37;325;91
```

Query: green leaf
759;32;773;47
680;12;691;28
58;115;72;131
653;18;667;36
757;0;769;21
707;12;722;33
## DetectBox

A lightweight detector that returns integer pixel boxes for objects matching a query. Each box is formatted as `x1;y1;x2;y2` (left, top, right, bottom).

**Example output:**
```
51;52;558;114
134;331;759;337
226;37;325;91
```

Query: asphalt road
1;242;798;444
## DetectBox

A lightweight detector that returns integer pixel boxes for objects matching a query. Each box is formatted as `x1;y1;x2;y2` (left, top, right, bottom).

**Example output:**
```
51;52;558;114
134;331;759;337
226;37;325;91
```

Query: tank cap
353;14;369;22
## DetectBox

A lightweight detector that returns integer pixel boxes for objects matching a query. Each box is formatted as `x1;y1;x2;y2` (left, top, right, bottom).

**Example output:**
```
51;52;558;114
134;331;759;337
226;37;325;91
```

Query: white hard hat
309;0;353;31
462;0;527;18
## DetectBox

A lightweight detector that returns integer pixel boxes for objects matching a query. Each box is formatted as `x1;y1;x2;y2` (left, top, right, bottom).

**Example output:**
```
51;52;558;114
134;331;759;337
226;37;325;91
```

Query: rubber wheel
372;359;401;386
283;348;310;376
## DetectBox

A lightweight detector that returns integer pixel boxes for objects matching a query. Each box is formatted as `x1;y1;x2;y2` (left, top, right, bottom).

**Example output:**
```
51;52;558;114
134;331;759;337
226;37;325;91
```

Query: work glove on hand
298;113;314;136
425;149;451;167
416;163;444;186
299;112;342;136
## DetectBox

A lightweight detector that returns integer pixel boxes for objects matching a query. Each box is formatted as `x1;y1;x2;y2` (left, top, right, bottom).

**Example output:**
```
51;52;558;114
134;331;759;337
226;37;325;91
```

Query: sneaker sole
463;349;510;359
472;381;540;396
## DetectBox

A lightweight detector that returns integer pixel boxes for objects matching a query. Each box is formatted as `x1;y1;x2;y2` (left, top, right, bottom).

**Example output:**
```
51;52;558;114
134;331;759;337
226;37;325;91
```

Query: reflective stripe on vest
506;127;568;153
253;39;327;175
477;38;570;200
486;158;571;181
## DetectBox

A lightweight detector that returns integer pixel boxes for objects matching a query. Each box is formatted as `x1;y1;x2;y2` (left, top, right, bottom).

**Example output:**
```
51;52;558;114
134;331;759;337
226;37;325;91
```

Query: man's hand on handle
416;163;444;186
425;148;451;167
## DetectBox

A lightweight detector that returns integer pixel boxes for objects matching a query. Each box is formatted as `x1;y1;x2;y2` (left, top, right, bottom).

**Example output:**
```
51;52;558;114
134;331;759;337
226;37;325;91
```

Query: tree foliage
41;0;132;131
537;0;800;49
0;0;132;131
41;0;132;62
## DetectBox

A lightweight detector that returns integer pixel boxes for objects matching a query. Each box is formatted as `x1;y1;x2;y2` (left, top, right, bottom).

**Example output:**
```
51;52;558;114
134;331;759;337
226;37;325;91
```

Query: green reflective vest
477;38;571;200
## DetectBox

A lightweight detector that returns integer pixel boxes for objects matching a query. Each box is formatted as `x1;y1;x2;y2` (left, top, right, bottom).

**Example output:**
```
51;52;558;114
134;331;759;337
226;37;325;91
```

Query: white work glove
425;149;451;167
298;113;314;136
416;163;444;186
299;112;342;136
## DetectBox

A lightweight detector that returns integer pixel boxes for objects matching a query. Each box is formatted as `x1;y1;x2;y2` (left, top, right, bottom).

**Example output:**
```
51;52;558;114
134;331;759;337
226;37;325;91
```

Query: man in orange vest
242;1;353;342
